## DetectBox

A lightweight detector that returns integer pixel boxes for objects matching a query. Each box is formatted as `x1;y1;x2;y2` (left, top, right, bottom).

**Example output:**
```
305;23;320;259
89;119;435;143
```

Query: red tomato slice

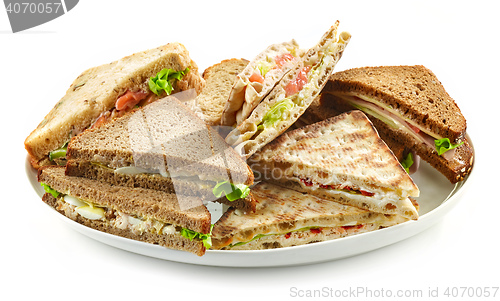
115;90;148;111
285;66;311;97
249;72;264;83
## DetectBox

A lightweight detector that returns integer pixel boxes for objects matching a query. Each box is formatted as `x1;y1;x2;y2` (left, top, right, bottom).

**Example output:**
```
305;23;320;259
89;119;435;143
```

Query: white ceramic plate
27;137;474;267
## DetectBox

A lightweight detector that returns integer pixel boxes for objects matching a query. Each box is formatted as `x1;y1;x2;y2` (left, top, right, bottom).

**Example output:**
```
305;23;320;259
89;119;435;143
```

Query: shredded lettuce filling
149;67;189;96
257;61;273;77
256;98;295;131
435;138;464;156
400;152;414;173
212;181;250;201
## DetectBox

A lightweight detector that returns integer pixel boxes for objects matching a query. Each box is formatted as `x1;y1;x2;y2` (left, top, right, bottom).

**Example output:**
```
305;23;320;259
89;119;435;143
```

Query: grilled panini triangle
211;182;410;250
38;166;211;256
249;110;419;219
225;21;351;159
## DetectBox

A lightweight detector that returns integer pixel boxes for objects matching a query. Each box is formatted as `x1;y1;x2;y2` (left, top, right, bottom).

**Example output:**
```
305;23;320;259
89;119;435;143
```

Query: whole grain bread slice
25;42;204;169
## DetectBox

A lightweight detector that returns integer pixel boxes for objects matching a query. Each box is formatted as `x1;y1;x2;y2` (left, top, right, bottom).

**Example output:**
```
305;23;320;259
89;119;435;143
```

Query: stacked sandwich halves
27;20;473;256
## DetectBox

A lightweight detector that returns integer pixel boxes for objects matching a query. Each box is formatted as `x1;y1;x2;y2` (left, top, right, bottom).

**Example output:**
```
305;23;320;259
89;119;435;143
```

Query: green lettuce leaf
213;181;250;201
400;152;414;173
148;67;189;96
180;224;213;249
48;142;68;161
435;138;464;156
40;183;60;198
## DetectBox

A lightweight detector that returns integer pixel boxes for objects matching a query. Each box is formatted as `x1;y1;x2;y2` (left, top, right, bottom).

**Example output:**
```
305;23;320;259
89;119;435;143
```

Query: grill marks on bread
254;111;417;194
66;97;253;186
211;182;407;250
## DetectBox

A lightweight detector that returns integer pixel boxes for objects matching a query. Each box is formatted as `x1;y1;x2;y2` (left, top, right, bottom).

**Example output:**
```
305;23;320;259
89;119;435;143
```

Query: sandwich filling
332;92;464;160
218;223;378;249
41;183;213;248
292;175;414;213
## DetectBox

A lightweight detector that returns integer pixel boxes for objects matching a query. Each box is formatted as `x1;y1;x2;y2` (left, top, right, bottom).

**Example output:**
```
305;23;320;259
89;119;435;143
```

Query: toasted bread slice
225;21;351;158
221;40;303;127
212;182;410;250
25;42;204;169
38;166;211;256
195;58;249;125
294;94;407;161
323;65;473;183
249;111;419;220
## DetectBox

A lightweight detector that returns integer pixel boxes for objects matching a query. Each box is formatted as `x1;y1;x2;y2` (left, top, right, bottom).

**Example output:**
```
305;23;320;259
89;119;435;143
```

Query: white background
2;1;498;300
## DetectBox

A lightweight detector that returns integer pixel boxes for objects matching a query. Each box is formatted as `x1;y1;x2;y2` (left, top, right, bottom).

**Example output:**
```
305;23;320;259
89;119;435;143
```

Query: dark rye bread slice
38;166;211;256
66;97;253;186
324;65;466;143
321;86;473;183
197;58;249;125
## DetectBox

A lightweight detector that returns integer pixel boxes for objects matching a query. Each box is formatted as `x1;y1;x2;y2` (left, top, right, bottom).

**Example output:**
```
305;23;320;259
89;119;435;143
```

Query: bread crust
212;182;409;250
66;97;254;186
